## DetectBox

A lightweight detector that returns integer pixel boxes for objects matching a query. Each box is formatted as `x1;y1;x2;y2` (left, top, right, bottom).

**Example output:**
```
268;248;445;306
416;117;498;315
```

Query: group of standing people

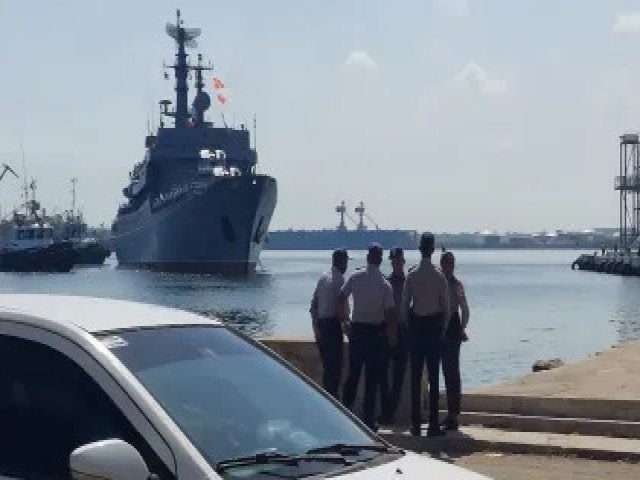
310;233;469;437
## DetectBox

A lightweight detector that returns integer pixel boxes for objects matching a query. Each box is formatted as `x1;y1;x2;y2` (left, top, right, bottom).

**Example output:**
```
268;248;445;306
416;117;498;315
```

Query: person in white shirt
338;243;396;430
401;232;449;437
440;251;470;431
310;249;349;397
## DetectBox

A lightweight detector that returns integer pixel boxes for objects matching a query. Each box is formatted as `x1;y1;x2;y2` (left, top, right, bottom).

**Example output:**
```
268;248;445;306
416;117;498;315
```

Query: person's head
366;243;383;266
440;250;455;277
419;232;435;258
389;247;405;273
332;248;349;274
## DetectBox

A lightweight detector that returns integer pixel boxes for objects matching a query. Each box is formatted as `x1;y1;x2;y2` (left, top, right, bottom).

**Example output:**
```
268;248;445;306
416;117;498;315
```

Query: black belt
409;310;443;321
350;322;387;331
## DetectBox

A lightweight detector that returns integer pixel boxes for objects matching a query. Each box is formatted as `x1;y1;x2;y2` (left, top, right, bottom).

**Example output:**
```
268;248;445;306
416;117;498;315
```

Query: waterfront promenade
472;340;640;400
261;337;640;477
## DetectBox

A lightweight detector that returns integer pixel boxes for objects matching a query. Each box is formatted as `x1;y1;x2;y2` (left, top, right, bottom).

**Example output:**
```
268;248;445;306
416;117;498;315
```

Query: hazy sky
2;0;640;232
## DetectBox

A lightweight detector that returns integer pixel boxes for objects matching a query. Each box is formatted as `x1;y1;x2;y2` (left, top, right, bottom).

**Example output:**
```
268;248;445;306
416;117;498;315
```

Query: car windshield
99;326;382;477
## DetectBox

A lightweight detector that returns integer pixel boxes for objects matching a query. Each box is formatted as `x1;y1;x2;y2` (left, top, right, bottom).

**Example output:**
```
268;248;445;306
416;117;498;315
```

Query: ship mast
191;53;213;127
71;177;77;216
165;9;201;129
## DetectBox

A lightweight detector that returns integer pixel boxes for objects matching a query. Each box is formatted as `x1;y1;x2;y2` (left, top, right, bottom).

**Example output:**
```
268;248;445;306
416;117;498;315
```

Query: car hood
337;451;490;479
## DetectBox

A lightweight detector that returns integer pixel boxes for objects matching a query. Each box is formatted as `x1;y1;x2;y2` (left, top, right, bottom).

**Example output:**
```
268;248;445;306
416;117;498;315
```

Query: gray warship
112;10;277;274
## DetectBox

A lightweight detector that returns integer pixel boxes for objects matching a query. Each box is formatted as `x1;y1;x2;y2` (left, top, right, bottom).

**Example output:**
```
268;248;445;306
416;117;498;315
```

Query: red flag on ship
213;77;225;90
212;77;229;105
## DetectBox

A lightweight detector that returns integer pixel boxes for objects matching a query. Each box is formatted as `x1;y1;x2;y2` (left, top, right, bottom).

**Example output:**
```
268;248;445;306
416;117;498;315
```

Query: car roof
0;294;220;334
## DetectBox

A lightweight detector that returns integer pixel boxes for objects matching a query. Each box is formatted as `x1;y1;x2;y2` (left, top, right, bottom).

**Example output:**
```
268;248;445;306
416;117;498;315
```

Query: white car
0;294;489;480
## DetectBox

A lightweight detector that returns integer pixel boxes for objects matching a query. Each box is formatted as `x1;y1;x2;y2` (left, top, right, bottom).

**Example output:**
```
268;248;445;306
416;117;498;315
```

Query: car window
0;334;175;480
102;326;379;476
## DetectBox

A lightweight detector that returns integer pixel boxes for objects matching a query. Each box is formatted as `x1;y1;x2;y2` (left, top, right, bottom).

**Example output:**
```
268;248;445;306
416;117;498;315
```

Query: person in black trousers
401;233;449;437
310;249;349;397
339;244;396;430
440;251;470;431
379;247;408;424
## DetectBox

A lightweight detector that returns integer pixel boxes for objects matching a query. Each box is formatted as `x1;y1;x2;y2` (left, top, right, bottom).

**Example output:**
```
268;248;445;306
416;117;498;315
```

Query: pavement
449;452;640;480
471;340;640;400
267;337;640;467
380;339;640;465
381;425;640;462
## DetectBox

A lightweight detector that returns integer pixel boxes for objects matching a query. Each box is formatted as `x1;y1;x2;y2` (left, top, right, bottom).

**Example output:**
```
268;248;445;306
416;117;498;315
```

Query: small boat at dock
59;213;111;266
0;223;76;273
572;250;640;275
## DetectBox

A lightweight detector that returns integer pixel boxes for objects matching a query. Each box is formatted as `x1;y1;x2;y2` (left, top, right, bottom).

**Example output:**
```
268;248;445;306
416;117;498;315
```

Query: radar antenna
165;9;201;49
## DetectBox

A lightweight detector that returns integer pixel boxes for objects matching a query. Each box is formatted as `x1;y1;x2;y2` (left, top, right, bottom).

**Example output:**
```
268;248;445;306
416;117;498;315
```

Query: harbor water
1;249;638;388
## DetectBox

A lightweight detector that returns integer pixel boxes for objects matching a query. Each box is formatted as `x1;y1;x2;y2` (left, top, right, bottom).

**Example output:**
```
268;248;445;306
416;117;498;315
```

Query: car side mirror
70;439;151;480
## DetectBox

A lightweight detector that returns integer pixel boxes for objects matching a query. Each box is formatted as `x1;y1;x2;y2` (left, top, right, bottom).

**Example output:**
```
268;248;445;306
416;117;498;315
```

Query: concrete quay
470;340;640;402
260;337;640;462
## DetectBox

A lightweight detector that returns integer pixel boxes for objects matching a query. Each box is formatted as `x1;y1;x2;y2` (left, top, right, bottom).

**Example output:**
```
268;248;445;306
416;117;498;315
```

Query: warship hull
113;175;277;274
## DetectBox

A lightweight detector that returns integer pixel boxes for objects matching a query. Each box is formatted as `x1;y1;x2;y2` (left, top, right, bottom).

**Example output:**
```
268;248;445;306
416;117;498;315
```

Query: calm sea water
1;249;638;388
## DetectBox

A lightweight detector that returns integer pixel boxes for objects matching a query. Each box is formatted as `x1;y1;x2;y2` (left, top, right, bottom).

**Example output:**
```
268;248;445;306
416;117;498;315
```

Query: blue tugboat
0;223;76;273
0;181;76;273
111;10;277;274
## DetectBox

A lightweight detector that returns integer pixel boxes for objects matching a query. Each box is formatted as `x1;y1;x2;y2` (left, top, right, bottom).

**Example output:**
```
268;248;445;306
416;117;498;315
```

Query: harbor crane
355;201;380;231
0;164;18;182
336;201;359;231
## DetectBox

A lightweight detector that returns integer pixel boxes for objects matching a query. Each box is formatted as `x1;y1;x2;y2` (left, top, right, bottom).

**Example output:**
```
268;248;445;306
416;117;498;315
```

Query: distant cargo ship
266;202;418;250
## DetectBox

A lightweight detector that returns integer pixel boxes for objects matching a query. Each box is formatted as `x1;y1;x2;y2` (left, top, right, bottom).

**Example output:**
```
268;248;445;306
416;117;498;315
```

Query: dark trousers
382;326;408;420
409;313;444;430
342;323;389;429
442;313;463;417
315;317;344;398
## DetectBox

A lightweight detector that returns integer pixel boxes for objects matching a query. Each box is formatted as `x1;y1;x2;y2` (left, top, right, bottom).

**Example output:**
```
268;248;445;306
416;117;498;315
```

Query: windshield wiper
306;442;402;456
216;450;351;473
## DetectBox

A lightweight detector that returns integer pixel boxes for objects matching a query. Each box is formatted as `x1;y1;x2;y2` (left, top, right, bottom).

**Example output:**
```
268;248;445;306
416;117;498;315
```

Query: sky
2;0;640;233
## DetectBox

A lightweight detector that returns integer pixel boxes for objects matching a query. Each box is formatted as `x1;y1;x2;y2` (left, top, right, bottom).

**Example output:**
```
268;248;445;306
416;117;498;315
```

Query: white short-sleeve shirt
341;265;394;324
312;267;345;318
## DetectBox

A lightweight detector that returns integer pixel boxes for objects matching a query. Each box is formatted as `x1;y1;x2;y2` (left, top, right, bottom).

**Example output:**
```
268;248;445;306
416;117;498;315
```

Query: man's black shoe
426;427;446;437
378;415;394;426
441;417;459;431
